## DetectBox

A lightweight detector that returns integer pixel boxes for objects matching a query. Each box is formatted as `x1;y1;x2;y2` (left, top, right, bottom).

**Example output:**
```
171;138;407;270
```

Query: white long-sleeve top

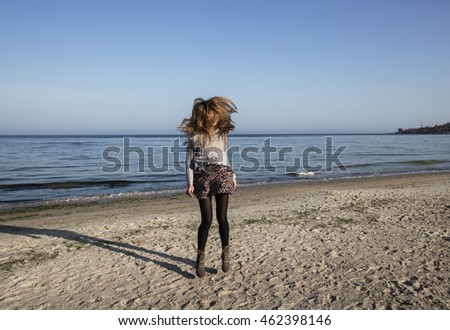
186;132;234;186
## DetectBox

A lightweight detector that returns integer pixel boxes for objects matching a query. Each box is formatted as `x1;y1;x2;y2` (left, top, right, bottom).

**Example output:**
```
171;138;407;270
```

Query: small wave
403;160;445;165
0;180;136;191
345;163;376;168
346;159;447;168
286;171;315;177
0;188;185;211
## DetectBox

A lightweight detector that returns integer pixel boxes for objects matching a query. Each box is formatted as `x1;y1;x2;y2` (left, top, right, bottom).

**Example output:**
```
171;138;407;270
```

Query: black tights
197;194;229;250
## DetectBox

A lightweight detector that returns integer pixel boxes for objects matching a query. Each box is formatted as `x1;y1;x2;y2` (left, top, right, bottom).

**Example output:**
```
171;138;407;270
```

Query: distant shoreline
396;122;450;134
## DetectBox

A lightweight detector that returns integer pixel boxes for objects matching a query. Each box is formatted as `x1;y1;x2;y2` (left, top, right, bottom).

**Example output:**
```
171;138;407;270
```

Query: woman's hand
186;185;195;198
232;177;237;189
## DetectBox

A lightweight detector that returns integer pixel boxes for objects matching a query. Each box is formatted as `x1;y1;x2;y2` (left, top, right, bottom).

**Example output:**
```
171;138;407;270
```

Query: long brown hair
178;96;237;145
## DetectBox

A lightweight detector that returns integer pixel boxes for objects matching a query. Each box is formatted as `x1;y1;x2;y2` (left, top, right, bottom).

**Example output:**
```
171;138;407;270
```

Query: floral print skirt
193;164;235;199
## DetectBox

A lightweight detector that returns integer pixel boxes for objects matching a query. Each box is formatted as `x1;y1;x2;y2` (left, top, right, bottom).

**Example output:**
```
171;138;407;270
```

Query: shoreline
1;170;449;215
0;171;449;309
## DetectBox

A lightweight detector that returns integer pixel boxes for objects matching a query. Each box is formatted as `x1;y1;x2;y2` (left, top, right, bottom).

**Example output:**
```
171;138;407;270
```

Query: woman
178;96;237;278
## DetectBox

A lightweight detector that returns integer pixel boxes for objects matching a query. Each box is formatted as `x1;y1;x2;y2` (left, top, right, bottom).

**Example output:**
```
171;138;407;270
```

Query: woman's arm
224;134;237;188
186;136;195;197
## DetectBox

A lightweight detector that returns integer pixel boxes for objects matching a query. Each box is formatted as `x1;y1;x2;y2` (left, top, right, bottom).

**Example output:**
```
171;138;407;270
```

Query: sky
1;0;449;134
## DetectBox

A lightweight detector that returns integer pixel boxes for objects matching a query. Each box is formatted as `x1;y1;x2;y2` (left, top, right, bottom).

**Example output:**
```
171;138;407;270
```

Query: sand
0;172;449;310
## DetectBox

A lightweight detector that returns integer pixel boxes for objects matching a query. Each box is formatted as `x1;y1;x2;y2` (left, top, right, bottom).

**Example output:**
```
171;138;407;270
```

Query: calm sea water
0;134;449;207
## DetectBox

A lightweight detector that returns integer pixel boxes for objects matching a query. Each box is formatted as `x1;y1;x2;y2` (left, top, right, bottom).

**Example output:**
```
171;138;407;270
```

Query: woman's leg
215;193;229;247
198;197;213;250
216;193;231;272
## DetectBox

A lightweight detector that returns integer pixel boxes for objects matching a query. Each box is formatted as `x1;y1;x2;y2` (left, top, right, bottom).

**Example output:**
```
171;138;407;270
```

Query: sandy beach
0;172;449;310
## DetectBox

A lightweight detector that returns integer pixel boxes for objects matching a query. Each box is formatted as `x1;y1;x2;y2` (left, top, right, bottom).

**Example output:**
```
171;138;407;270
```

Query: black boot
196;249;205;278
221;245;231;273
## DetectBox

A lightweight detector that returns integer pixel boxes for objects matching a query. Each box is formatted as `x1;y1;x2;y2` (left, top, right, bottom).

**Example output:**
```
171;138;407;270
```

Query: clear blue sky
1;0;449;134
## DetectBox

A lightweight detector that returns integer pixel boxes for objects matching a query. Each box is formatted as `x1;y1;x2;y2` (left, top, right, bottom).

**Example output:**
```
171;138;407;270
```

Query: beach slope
0;173;449;309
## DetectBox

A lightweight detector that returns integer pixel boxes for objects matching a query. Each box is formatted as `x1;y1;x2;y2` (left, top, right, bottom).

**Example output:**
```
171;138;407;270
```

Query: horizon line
0;132;398;137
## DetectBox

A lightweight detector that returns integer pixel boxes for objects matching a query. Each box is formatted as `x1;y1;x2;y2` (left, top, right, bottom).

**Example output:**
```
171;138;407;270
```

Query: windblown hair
178;96;237;145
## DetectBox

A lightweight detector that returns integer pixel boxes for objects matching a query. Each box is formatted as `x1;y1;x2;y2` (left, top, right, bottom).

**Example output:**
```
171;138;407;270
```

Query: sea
1;134;449;208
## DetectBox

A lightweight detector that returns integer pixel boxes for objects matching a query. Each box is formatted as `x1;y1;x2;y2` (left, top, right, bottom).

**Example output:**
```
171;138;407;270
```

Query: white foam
294;171;315;176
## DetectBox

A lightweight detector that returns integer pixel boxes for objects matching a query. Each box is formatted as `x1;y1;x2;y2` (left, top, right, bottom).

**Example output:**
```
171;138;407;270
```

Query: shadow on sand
0;225;208;279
